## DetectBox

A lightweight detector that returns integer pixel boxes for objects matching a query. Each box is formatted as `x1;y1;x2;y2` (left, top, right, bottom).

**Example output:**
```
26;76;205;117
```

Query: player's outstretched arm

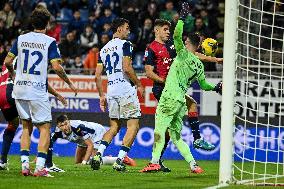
47;83;67;106
82;138;94;165
123;56;145;97
174;2;190;53
195;52;223;64
51;60;78;96
198;79;215;91
196;63;222;94
173;20;185;53
199;78;222;94
196;60;217;91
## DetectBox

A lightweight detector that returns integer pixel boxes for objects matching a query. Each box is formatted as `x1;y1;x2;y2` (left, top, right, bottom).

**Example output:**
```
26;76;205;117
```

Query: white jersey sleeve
70;120;105;140
99;38;136;97
10;32;61;100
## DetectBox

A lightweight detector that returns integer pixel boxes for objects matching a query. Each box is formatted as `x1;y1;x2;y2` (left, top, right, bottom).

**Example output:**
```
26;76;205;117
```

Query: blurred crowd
0;0;225;74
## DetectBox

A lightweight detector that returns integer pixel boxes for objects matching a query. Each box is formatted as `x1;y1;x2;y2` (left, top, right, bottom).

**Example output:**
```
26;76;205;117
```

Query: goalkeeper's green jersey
161;20;215;102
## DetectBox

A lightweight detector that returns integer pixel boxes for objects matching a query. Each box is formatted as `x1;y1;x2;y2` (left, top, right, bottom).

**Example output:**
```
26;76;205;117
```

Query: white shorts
107;93;141;119
77;126;106;149
15;99;52;124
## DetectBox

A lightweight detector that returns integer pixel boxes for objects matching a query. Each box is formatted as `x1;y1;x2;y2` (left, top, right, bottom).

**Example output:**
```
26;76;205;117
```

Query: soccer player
43;114;136;172
140;4;222;173
4;7;77;177
0;63;67;171
91;18;145;171
0;63;19;171
144;19;222;171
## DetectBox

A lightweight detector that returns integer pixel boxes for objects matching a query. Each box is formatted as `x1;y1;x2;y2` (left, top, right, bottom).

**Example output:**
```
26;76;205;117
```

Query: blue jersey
9;32;61;100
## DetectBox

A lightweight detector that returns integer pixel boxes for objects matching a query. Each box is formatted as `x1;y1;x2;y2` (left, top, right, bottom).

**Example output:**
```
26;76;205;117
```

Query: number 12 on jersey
104;52;121;75
22;49;43;75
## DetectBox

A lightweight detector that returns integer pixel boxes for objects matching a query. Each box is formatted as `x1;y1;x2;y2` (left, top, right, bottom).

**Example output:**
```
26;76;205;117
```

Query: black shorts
152;84;165;102
1;105;18;122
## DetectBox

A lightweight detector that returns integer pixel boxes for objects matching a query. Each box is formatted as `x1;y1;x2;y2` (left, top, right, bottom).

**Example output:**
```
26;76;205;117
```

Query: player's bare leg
0;117;19;170
33;123;53;177
113;118;139;171
20;119;33;176
185;95;215;151
102;119;121;144
91;119;121;170
122;119;139;147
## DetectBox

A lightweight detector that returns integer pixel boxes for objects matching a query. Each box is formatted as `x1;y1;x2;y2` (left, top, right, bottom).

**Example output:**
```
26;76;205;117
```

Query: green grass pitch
0;156;279;189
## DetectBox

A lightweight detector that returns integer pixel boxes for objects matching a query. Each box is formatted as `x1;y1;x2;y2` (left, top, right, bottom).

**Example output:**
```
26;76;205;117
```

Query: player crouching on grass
140;2;222;174
44;114;136;172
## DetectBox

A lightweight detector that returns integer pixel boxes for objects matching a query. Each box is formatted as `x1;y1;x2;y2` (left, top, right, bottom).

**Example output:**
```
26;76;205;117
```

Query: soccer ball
201;38;218;56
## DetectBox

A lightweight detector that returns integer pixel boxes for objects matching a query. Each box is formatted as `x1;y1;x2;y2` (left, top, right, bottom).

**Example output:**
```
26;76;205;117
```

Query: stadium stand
0;0;225;74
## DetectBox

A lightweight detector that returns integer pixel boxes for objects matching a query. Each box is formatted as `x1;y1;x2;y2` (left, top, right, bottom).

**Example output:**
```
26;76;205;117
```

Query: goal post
220;0;284;186
219;0;238;185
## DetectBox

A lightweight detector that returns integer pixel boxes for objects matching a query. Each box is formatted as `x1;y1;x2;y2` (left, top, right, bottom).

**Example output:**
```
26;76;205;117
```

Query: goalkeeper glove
214;81;222;95
179;2;191;21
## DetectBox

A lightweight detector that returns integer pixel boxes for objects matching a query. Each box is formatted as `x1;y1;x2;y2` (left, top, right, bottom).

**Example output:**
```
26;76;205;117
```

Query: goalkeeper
140;3;222;173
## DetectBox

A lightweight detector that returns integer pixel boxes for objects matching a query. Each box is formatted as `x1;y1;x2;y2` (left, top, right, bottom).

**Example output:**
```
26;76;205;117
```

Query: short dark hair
187;32;201;47
111;18;129;33
30;7;51;30
154;19;171;28
56;114;69;124
92;44;99;49
195;17;203;22
166;0;173;4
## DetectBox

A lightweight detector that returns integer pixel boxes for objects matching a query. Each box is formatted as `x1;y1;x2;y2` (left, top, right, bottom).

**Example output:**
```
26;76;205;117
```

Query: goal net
220;0;284;186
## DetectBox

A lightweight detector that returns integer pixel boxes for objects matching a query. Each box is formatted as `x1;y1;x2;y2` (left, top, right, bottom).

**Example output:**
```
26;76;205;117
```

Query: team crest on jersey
144;50;148;57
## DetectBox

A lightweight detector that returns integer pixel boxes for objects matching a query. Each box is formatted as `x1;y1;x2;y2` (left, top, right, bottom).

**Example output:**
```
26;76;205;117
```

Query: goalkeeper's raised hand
179;2;191;21
214;81;222;95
